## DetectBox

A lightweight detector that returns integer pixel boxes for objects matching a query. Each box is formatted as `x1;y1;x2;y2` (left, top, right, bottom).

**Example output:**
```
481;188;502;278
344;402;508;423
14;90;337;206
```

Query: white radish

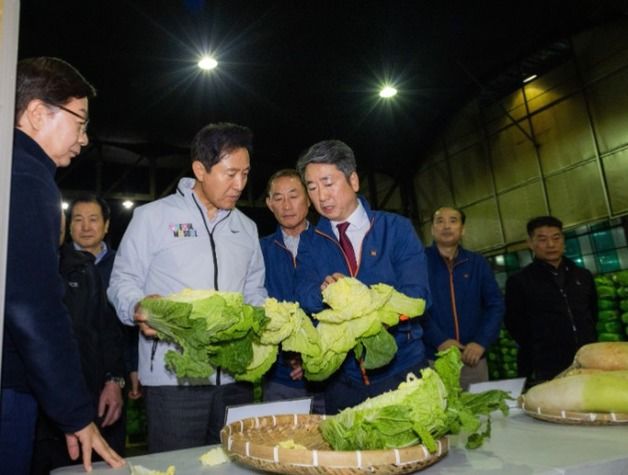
523;371;628;413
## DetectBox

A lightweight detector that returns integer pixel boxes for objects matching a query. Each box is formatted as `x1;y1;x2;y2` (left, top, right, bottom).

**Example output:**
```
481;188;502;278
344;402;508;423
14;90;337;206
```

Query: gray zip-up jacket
108;178;267;386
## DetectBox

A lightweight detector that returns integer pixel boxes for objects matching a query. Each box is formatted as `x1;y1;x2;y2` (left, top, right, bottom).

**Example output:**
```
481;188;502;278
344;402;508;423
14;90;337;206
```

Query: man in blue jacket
294;140;431;414
260;169;324;412
423;207;504;389
1;57;124;473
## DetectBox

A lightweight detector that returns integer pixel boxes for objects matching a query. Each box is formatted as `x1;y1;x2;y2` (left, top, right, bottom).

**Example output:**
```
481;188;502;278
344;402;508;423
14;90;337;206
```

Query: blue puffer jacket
295;197;431;383
261;226;315;302
260;225;315;387
423;244;504;359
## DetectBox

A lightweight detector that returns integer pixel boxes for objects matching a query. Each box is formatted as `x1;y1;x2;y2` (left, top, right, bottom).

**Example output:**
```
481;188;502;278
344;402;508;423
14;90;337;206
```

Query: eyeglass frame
47;101;90;134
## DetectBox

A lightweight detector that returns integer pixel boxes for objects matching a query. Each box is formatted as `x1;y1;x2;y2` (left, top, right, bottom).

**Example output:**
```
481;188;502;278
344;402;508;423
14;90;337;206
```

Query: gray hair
296;140;357;180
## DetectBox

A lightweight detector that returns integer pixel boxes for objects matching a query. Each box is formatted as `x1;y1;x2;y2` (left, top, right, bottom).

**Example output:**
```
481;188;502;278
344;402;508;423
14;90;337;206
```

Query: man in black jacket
31;240;126;473
504;216;597;387
1;57;124;473
68;195;141;402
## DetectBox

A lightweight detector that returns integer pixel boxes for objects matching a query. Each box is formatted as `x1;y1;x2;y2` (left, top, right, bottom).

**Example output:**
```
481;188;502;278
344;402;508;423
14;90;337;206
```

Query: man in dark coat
504;216;597;387
31;241;125;474
1;57;123;473
69;194;142;403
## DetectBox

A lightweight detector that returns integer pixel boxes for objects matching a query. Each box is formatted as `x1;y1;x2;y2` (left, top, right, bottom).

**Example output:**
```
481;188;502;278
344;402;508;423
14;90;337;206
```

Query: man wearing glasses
1;57;124;473
294;140;431;414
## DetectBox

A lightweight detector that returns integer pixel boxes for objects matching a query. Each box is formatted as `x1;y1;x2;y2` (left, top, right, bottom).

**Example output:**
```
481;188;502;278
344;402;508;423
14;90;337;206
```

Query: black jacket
2;130;93;432
59;244;125;398
32;245;126;469
504;257;597;384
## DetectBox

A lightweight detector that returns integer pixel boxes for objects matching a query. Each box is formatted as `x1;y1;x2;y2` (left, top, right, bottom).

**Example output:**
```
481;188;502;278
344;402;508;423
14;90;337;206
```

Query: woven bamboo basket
220;414;448;475
519;396;628;425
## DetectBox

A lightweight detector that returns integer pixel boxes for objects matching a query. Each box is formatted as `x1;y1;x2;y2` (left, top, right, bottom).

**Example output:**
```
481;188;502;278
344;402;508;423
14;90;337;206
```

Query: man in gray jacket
108;123;267;452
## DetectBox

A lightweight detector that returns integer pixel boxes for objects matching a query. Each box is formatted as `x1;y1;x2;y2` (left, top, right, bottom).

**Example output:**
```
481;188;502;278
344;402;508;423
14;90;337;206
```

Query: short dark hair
69;194;111;222
527;215;563;237
432;206;466;225
265;169;305;197
191;122;253;171
296;140;356;181
15;57;96;125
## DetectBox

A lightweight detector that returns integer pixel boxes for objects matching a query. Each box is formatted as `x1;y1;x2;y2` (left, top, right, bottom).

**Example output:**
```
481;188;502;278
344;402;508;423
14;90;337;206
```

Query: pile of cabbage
139;278;426;382
320;348;511;452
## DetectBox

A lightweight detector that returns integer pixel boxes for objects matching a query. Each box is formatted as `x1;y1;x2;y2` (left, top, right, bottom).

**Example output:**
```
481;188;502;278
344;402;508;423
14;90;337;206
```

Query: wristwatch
105;374;126;389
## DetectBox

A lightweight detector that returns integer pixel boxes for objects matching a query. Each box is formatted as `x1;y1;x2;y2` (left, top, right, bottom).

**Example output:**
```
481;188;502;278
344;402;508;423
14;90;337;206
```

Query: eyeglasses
52;103;90;134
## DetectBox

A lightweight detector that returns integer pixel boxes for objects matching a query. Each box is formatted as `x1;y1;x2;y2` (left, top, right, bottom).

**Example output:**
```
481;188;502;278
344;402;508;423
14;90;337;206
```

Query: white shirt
330;200;369;265
281;221;309;258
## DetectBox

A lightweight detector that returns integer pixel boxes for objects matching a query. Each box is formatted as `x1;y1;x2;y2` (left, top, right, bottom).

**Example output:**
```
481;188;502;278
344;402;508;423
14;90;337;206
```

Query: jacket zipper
546;263;579;345
444;256;461;342
188;195;231;385
273;239;297;268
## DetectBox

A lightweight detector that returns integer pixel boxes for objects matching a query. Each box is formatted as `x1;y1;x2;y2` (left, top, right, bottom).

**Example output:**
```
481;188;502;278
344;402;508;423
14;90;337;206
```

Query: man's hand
65;422;125;472
134;295;160;337
98;382;123;427
462;342;485;367
437;339;465;353
288;354;304;381
128;371;143;400
320;273;346;291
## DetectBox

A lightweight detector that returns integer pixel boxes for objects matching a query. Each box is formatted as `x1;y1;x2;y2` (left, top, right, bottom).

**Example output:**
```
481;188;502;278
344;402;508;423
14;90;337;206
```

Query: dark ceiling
17;0;628;221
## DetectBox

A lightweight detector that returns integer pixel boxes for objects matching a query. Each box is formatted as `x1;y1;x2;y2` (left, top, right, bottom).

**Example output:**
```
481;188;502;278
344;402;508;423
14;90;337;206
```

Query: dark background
17;0;628;243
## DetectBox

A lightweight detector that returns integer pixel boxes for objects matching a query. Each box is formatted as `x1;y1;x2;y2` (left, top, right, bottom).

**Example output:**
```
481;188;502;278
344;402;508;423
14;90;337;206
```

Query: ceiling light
523;74;537;84
122;200;134;210
379;86;398;98
198;56;218;71
61;201;69;210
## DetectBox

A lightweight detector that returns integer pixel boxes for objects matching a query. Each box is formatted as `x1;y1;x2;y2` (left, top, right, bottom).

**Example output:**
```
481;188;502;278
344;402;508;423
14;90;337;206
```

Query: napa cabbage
139;289;271;382
320;348;511;452
303;278;426;381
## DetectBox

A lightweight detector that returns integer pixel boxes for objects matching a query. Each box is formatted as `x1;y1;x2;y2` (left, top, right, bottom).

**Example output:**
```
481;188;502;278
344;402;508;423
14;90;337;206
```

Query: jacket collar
177;177;235;229
427;242;470;264
59;242;95;273
14;128;57;177
315;195;374;236
532;256;571;272
271;222;313;244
